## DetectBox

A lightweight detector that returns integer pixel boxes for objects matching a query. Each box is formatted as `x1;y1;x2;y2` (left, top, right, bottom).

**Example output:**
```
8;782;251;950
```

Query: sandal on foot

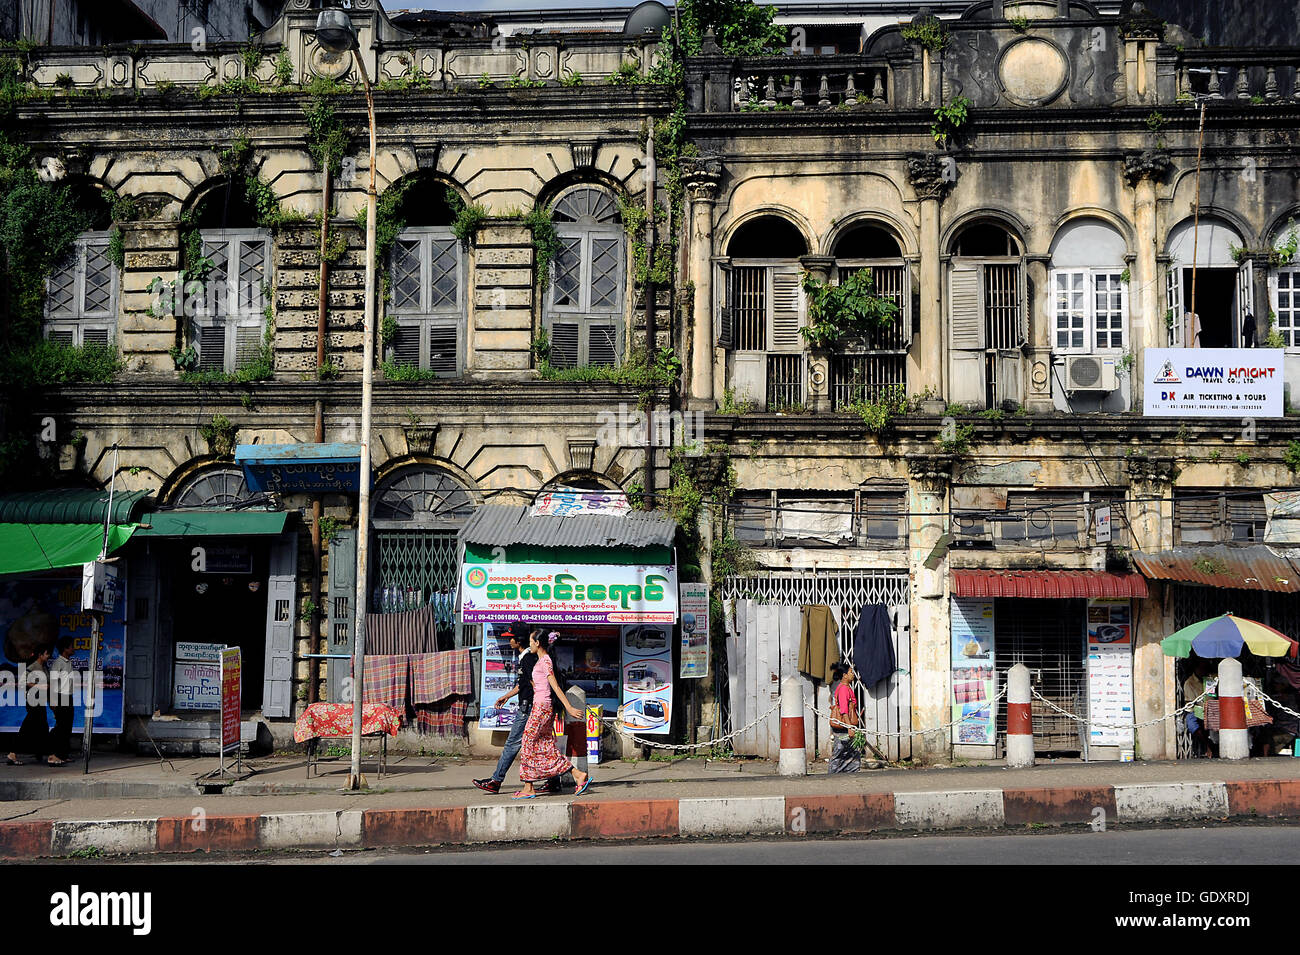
511;790;537;800
574;775;591;796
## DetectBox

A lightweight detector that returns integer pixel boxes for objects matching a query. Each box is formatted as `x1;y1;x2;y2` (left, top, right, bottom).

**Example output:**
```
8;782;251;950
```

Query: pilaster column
119;219;183;375
907;453;953;760
907;155;953;411
1127;454;1177;759
800;254;835;413
1124;149;1171;410
683;158;722;409
1024;254;1054;412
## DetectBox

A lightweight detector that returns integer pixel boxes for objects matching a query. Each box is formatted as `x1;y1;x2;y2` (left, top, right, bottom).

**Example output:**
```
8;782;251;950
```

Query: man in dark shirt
474;625;560;794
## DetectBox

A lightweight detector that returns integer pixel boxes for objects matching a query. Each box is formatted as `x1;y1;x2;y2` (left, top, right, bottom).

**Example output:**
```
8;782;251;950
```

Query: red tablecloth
293;702;402;743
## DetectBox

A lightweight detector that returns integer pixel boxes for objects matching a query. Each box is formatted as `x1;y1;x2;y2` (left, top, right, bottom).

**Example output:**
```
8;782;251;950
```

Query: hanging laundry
852;603;896;691
365;605;437;654
362;655;410;722
799;604;840;684
412;649;474;736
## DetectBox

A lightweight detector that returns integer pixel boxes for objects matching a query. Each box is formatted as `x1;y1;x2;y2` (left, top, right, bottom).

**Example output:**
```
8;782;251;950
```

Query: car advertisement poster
1143;348;1284;418
619;623;672;735
678;582;709;679
1086;598;1134;747
0;574;125;734
478;624;523;730
461;563;678;625
950;598;996;746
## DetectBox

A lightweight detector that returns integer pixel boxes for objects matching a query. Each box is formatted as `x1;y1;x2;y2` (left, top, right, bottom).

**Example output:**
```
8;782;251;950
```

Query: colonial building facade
6;0;1300;760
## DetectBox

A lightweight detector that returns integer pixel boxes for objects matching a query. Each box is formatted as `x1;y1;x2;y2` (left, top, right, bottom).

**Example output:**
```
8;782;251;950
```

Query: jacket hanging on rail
852;604;895;691
799;604;840;684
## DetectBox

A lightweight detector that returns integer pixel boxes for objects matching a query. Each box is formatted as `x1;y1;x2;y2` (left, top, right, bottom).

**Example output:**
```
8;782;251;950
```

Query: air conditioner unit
1064;354;1118;392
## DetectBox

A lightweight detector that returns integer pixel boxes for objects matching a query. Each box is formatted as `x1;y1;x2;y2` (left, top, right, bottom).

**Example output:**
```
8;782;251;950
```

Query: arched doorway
720;214;809;410
828;222;910;408
948;219;1026;408
1165;217;1250;348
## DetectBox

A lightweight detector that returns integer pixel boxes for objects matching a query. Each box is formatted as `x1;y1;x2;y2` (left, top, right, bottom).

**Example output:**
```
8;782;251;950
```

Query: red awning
951;569;1149;599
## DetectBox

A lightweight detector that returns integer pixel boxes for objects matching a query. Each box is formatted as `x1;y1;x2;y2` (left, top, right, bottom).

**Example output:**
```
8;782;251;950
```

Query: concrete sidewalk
1;752;1298;859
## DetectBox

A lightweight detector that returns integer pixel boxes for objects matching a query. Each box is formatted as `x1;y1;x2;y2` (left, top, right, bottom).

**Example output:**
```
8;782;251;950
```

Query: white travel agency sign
1143;348;1284;418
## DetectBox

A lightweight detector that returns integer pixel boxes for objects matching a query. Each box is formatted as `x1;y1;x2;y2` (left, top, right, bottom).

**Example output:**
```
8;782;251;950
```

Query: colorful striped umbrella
1161;613;1298;659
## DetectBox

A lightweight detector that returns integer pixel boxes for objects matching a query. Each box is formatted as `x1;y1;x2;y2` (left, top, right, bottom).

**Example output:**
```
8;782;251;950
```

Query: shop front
950;569;1149;760
456;502;678;741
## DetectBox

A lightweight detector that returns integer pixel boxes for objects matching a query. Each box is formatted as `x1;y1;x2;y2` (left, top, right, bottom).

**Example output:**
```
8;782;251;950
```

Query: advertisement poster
1086;598;1134;747
0;574;125;734
678;582;709;679
461;562;678;625
478;624;522;730
618;623;672;735
173;662;221;710
950;598;996;745
530;490;630;518
220;647;241;754
1143;348;1284;418
478;625;621;730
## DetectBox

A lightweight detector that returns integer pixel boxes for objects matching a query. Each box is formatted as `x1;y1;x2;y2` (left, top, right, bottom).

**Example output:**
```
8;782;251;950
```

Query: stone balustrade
1177;57;1300;102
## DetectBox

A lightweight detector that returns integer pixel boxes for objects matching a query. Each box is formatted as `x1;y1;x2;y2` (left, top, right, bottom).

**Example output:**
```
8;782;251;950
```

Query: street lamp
312;8;377;791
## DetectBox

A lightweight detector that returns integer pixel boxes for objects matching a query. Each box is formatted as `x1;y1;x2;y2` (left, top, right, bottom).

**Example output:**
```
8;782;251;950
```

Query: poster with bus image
618;624;672;734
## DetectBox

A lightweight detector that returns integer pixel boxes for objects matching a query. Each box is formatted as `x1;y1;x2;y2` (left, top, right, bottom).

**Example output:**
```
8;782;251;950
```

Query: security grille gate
720;570;911;760
993;598;1086;754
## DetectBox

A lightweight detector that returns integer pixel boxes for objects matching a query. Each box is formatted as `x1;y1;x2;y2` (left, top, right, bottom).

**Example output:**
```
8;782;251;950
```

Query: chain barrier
803;686;1009;740
597;700;782;753
1250;685;1300;722
1030;687;1208;731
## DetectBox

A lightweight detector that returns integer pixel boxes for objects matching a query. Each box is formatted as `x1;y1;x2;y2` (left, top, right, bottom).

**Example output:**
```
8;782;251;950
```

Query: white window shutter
197;323;226;370
949;264;984;350
428;322;459;376
716;261;733;349
769;267;804;352
587;321;618;366
550;321;580;368
1166;265;1183;346
234;325;262;368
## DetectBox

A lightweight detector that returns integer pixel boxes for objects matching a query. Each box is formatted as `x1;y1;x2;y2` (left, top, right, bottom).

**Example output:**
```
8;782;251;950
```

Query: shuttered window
388;227;464;376
191;229;270;373
729;489;906;548
545;186;624;369
1272;268;1300;349
1175;491;1266;544
44;231;117;348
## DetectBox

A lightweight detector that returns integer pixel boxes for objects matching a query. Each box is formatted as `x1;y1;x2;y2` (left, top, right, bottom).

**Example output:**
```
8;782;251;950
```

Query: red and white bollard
1006;663;1034;768
1216;658;1249;760
564;686;589;777
779;677;807;776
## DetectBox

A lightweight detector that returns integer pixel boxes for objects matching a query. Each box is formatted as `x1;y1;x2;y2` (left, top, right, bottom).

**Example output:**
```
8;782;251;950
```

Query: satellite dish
624;0;671;38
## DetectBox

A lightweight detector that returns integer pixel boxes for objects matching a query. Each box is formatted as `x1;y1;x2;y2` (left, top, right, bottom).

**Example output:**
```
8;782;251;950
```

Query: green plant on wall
524;204;560;292
845;385;909;433
931;96;970;149
446;188;490;248
799;269;900;349
199;413;238;457
901;15;949;51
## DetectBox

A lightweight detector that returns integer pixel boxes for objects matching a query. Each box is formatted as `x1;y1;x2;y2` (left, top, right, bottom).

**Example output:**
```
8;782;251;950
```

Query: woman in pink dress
515;631;591;799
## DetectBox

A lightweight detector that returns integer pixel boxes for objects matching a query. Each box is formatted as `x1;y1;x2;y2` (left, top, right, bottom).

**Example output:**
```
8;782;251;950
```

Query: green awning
135;510;288;537
0;489;150;525
0;523;137;576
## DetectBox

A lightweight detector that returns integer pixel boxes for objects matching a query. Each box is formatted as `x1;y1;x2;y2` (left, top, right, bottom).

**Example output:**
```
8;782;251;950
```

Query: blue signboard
235;443;363;493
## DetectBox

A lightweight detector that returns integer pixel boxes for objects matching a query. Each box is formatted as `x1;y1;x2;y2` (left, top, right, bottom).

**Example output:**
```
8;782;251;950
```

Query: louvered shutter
262;536;297;718
551;321;580;368
429;323;459;376
716;260;734;349
326;529;356;704
47;328;76;347
82;327;110;348
234;325;262;368
949;263;985;405
587;322;618;366
769;266;804;352
1166;265;1183;346
392;323;420;367
197;323;226;370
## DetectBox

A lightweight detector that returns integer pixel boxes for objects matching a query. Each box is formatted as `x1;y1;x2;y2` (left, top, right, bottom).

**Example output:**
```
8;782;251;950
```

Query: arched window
720;214;809;411
948;219;1025;408
172;466;255;508
189;182;271;374
1049;218;1128;354
1164;217;1248;348
829;223;910;407
545;185;625;369
45;184;116;348
1270;218;1300;350
371;466;478;619
387;181;465;376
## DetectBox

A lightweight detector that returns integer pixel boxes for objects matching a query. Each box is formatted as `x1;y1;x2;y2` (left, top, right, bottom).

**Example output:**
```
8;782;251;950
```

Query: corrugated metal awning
458;504;676;549
0;489;150;526
1131;545;1300;592
952;569;1150;599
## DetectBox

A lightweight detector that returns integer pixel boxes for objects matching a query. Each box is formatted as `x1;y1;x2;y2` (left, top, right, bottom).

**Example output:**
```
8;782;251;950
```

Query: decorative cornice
681;155;722;201
1126;454;1179;484
907;454;953;492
